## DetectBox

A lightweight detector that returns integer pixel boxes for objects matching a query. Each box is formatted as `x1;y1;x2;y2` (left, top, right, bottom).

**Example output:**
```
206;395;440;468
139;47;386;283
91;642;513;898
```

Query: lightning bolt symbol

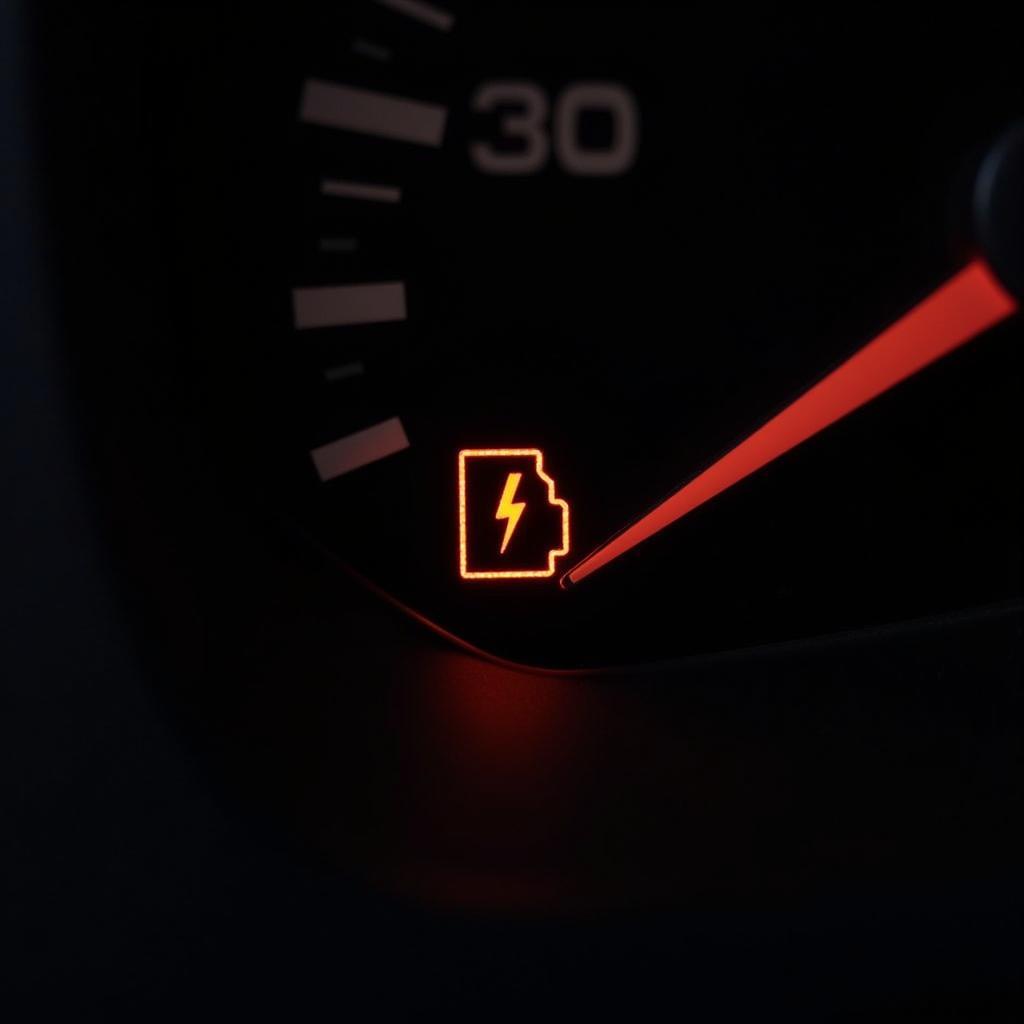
496;472;526;555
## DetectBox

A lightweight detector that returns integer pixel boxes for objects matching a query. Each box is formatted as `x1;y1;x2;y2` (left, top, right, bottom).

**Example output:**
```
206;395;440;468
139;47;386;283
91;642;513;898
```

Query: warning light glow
458;449;570;580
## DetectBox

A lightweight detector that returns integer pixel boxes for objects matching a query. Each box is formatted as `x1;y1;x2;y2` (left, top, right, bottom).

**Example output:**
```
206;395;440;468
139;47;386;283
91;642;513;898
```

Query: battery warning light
458;449;570;580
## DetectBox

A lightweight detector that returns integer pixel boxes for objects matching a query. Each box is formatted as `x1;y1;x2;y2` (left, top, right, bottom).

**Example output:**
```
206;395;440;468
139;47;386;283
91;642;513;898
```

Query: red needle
564;259;1018;586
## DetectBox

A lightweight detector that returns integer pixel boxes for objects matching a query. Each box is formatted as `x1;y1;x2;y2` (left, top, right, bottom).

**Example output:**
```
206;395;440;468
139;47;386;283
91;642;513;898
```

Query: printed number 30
469;81;639;177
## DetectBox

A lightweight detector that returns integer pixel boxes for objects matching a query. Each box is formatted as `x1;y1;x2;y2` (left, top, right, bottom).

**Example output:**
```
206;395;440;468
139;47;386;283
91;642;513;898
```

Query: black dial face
192;3;1022;668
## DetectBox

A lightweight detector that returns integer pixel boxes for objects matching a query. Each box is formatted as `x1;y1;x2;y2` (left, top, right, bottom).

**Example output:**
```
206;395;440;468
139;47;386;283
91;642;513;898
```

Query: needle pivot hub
975;121;1024;300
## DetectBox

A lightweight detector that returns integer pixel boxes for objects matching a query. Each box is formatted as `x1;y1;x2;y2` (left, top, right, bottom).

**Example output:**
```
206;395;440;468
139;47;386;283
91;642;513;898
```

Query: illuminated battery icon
458;449;570;580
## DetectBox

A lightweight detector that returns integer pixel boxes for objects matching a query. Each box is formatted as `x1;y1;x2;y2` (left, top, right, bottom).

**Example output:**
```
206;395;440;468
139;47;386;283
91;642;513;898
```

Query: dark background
2;2;1021;1017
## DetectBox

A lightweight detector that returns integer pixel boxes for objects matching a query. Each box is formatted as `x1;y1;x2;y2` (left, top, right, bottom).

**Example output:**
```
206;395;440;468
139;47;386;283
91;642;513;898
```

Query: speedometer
13;1;1024;1003
221;3;1022;667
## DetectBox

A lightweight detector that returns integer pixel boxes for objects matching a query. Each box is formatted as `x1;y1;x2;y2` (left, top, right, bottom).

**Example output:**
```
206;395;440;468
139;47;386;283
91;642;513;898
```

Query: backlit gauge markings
458;449;570;580
351;38;393;63
300;80;447;148
296;32;454;493
323;361;365;383
374;0;455;32
320;178;402;204
292;282;406;330
311;418;410;482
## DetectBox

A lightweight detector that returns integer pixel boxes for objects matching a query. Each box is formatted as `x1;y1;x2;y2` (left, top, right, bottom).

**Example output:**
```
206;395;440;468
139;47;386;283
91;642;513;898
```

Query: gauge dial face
229;3;1021;667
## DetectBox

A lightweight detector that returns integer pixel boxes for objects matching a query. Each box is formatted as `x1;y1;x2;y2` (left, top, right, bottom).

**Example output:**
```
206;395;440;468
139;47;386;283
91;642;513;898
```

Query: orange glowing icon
458;449;570;580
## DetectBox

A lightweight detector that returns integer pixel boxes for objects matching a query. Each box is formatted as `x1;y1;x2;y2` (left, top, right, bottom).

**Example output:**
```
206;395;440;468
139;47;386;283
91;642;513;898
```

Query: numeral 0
469;81;639;177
